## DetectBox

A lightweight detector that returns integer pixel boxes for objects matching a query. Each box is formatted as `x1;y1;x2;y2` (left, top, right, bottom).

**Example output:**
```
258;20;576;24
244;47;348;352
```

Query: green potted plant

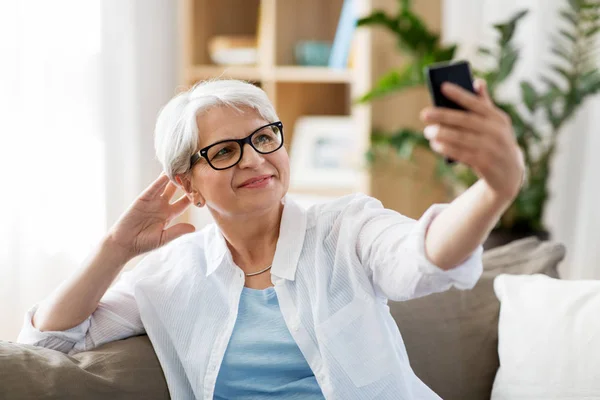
358;0;600;248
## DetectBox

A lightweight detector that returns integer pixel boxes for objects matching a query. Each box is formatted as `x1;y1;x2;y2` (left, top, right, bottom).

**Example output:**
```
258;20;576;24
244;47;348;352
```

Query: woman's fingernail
424;125;439;140
431;140;443;152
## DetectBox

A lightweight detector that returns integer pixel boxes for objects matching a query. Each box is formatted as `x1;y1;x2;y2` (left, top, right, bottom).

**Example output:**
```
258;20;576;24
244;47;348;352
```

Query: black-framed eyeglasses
190;121;284;171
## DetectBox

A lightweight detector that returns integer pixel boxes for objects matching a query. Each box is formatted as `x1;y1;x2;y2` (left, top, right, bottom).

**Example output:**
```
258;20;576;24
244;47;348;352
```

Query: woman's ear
174;174;191;193
175;173;205;207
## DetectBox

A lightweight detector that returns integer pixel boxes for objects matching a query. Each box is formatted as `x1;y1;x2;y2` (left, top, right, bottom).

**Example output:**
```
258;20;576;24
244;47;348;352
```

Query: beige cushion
388;237;565;400
0;335;169;400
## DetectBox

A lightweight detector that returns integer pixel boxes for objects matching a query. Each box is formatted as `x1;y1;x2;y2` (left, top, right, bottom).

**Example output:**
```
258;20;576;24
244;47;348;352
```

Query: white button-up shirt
18;193;483;400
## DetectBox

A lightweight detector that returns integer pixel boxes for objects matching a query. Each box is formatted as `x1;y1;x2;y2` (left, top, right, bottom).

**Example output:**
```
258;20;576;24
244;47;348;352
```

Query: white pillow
492;274;600;400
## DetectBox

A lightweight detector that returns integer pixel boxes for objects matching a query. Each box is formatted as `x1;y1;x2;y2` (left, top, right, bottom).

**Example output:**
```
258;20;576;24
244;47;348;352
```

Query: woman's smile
238;174;274;189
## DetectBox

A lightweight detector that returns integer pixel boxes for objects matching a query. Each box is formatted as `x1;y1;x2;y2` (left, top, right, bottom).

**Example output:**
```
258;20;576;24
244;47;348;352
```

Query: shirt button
290;319;299;331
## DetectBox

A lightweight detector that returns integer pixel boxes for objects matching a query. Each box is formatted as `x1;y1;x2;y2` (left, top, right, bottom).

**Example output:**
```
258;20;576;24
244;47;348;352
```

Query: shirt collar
270;195;307;281
204;224;228;277
204;195;307;281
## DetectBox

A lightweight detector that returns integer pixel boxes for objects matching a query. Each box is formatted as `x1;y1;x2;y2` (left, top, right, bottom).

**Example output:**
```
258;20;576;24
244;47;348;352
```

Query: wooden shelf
180;0;447;218
186;65;262;82
272;66;353;83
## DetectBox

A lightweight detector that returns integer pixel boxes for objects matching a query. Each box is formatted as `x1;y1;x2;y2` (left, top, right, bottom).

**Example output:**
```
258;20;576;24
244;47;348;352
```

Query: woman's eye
256;134;272;143
214;148;230;158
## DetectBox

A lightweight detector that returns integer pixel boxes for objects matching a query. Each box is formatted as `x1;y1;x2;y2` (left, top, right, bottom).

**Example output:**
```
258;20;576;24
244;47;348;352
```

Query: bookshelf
178;0;449;221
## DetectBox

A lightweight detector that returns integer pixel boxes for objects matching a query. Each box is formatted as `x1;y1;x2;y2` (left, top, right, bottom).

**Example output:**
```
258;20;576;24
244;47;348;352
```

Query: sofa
0;237;566;400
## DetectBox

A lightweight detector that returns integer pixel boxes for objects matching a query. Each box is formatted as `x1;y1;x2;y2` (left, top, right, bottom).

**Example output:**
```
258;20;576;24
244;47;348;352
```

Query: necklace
245;264;272;277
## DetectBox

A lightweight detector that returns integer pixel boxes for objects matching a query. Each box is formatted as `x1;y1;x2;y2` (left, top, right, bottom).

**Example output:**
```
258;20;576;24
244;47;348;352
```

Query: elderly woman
18;79;524;399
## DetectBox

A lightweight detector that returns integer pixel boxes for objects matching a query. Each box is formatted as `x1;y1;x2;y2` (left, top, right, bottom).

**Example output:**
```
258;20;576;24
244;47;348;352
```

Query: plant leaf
496;48;519;83
357;11;397;32
395;7;440;55
541;75;562;91
560;9;578;26
559;29;576;42
520;82;538;113
432;45;457;62
493;10;529;42
365;149;375;164
477;47;494;56
498;102;539;141
585;25;600;37
434;158;454;179
515;183;546;220
541;86;564;104
544;102;562;129
370;130;391;146
580;69;600;85
356;63;423;103
552;65;573;81
397;140;415;159
578;70;600;96
551;45;572;63
568;0;581;12
368;128;430;162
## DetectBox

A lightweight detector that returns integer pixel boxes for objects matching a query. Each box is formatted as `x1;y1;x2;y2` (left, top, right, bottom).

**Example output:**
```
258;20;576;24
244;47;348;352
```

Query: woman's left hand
419;78;525;202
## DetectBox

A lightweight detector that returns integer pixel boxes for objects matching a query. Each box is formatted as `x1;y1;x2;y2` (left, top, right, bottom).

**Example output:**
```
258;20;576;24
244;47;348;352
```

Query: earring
196;201;203;207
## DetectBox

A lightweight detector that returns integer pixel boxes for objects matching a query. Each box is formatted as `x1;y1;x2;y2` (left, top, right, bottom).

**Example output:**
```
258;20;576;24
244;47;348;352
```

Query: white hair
154;79;279;182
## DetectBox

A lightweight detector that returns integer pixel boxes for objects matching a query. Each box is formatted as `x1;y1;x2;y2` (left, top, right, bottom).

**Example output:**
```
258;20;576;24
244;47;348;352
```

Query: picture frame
289;116;360;190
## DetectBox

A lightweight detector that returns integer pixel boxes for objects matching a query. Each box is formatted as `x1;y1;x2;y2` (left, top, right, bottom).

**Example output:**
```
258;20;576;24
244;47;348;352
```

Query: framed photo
289;116;360;190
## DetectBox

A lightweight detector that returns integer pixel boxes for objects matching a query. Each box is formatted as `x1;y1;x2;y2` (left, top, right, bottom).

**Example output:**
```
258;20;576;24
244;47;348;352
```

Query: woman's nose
237;143;264;168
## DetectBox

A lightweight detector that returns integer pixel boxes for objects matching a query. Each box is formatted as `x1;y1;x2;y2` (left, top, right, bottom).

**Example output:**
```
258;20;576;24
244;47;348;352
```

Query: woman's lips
239;175;273;188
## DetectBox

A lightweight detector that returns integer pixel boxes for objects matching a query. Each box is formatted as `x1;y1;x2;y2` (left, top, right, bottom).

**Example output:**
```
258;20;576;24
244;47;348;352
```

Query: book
328;0;357;69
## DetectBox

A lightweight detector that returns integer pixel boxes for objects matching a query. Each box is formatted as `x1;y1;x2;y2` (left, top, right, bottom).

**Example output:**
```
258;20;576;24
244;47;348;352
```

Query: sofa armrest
0;335;169;400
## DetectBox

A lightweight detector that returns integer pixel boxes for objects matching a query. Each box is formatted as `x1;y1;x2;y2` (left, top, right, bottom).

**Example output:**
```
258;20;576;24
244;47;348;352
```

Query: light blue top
214;286;326;400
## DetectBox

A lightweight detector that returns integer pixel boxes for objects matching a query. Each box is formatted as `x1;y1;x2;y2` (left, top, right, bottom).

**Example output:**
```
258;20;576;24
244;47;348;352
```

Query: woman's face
184;105;290;218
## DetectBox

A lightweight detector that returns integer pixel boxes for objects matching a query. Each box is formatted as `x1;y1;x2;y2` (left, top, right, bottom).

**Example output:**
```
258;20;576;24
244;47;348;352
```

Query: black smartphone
424;60;476;164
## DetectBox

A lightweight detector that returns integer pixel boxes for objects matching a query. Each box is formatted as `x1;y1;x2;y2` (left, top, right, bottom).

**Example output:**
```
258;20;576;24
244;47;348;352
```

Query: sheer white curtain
0;0;177;341
443;0;600;279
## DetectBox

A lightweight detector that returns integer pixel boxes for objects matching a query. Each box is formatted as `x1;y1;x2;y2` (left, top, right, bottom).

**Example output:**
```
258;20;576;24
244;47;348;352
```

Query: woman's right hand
105;173;196;261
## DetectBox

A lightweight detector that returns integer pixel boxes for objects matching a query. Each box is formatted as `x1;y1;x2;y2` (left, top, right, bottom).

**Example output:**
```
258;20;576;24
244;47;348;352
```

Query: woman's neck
212;201;283;272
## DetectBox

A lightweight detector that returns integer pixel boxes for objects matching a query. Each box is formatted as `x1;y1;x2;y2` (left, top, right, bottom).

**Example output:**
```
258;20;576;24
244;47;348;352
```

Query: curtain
0;0;177;341
443;0;600;279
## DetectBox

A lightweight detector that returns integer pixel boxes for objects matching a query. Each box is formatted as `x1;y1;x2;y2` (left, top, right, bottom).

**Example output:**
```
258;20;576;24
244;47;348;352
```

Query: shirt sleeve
16;267;146;356
351;194;483;302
